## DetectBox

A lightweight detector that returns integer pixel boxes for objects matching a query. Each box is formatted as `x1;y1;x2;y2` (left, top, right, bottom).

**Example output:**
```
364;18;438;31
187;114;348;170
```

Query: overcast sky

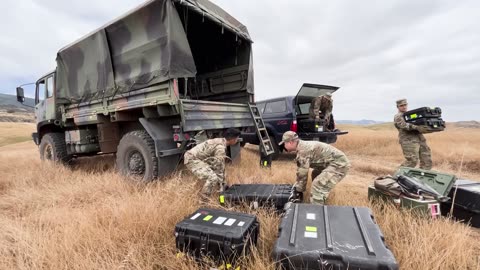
1;0;479;121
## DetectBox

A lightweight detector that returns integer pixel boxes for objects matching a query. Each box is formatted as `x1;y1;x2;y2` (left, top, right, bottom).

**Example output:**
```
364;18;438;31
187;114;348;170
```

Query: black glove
288;189;303;203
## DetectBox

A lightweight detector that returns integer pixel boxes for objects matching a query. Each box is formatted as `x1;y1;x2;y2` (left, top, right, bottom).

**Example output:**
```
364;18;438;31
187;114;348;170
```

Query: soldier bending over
184;128;241;200
280;131;350;205
309;92;333;131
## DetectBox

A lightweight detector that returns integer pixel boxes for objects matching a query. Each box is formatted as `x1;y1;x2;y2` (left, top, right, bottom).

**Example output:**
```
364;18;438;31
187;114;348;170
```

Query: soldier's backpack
373;176;403;197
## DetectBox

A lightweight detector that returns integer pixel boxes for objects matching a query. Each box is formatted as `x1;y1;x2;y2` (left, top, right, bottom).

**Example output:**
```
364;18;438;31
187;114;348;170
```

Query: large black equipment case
175;208;259;261
220;184;292;211
404;107;442;121
441;180;480;228
408;118;445;132
272;204;399;270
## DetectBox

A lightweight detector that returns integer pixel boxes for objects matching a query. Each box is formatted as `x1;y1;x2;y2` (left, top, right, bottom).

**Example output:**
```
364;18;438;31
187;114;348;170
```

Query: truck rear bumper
300;130;348;144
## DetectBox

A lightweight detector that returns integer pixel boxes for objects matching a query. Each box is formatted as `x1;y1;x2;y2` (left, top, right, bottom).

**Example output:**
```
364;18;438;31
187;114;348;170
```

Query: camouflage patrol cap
396;99;407;106
279;131;299;145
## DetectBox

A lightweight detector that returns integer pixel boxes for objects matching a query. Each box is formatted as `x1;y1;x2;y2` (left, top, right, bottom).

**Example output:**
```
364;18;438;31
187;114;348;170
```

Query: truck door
35;74;56;124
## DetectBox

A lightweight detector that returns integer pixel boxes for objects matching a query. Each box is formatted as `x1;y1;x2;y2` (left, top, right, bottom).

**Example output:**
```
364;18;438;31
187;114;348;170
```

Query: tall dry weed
0;124;479;269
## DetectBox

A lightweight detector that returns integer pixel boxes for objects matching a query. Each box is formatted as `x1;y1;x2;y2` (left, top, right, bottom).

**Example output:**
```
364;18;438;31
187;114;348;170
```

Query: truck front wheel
116;130;158;181
39;133;71;163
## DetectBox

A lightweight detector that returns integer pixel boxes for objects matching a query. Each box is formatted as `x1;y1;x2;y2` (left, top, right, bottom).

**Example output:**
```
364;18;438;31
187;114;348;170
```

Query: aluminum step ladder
248;103;274;167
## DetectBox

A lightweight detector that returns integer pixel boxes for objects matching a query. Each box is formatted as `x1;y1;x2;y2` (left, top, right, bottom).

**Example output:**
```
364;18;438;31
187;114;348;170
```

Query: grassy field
0;123;479;269
0;122;35;147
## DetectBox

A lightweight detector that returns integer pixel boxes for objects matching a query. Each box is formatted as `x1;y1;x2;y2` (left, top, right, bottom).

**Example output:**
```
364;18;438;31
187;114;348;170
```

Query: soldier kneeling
280;131;350;205
184;128;241;201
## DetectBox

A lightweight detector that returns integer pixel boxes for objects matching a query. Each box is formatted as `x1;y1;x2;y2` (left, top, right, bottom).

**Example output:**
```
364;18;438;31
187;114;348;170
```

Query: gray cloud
1;0;479;121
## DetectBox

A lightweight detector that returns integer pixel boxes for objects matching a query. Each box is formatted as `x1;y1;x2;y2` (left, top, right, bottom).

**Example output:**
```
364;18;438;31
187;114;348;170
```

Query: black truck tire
116;130;158;181
39;133;72;163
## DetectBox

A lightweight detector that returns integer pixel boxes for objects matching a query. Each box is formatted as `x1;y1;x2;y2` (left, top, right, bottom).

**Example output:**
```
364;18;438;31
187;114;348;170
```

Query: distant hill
0;93;35;122
0;93;35;112
336;119;385;125
450;121;480;129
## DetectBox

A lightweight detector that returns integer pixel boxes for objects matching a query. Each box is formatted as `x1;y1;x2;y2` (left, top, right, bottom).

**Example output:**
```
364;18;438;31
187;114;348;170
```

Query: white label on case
224;218;236;226
306;213;316;220
190;213;201;220
305;232;318;238
238;221;245;227
213;217;227;225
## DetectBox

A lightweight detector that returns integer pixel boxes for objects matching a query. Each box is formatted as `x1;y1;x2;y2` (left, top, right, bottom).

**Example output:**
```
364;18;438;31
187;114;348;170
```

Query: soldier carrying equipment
184;128;241;199
394;99;432;169
280;131;350;205
309;92;333;131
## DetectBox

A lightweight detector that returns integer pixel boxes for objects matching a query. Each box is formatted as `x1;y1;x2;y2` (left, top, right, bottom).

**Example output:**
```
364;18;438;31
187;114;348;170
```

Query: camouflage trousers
295;165;349;205
185;159;224;196
400;140;432;170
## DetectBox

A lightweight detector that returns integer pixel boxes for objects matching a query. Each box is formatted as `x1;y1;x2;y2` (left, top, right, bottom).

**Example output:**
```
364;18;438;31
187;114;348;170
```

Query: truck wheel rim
45;144;53;160
127;151;145;176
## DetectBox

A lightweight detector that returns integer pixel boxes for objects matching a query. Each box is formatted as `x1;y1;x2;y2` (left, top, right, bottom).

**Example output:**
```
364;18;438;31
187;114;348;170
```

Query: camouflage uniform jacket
394;112;425;143
184;138;227;165
295;140;350;184
309;95;333;119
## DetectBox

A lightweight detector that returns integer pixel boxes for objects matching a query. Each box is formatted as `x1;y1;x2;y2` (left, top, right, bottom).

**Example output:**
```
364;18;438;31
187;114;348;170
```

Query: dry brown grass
0;110;34;123
0;122;35;147
0;123;479;269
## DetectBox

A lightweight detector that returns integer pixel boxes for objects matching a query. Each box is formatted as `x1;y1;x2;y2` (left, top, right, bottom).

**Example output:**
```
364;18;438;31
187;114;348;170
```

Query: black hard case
273;204;399;270
175;208;259;260
441;180;480;228
408;118;445;131
404;107;442;121
220;184;292;211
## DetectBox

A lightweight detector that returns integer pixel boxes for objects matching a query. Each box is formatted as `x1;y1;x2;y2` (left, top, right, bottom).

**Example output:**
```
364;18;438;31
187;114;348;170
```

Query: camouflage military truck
16;0;257;180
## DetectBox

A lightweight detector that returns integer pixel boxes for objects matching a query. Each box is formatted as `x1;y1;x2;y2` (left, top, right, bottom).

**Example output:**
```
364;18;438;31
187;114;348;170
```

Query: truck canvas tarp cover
55;0;252;103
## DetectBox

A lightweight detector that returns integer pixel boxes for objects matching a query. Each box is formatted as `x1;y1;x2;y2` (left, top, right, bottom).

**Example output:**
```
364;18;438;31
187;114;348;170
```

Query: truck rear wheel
116;130;158;181
39;133;72;163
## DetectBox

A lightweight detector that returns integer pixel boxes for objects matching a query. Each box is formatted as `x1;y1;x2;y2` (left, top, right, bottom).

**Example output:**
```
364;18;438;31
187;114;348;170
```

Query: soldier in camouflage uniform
309;92;333;130
184;129;241;199
394;99;432;169
280;131;350;205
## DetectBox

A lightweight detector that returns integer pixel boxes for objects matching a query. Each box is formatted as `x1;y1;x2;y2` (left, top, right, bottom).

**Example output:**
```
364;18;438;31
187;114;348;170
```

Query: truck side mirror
16;87;25;103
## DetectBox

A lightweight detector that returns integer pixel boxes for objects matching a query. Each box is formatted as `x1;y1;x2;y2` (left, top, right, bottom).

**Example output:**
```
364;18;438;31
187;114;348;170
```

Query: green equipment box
368;167;457;217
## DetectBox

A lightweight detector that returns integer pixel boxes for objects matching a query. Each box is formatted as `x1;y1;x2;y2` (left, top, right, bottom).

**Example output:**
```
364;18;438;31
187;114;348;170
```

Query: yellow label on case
203;215;213;221
410;113;418;119
306;226;317;232
219;195;225;204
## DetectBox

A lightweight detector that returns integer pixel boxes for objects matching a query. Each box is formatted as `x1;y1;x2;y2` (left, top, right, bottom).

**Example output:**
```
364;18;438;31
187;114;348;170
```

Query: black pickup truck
241;83;348;159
